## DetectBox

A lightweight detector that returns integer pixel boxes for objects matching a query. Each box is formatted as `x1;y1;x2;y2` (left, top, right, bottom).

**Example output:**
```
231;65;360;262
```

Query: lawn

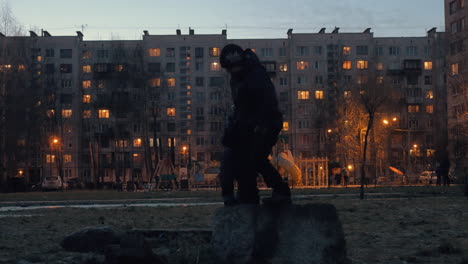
0;186;466;264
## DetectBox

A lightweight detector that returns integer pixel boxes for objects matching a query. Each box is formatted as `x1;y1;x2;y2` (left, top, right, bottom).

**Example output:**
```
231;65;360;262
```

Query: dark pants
220;147;259;203
442;174;450;186
220;120;289;203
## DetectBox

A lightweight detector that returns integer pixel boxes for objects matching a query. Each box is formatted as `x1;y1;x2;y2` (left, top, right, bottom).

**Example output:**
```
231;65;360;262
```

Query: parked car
41;176;63;191
418;171;437;185
66;178;83;189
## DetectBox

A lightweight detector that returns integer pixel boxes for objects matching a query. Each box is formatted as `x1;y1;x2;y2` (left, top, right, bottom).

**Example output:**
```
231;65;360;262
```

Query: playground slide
272;150;302;185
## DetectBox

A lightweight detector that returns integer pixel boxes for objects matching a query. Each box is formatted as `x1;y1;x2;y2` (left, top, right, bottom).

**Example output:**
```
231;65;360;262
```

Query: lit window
83;95;91;103
424;61;433;70
37;56;43;62
283;121;289;131
343;46;351;55
279;64;288;72
408;105;420;113
133;138;142;147
376;62;384;70
64;155;72;163
116;64;124;72
62;109;72;118
115;140;128;148
46;109;55;118
167;78;176;87
83;110;91;118
18;65;26;71
167;107;176;116
149;48;161;57
98;109;110;118
209;47;221;57
210;62;221;71
426;105;434;113
344;90;351;98
82;51;92;59
451;63;459;75
343;61;352;70
357;76;368;84
315;90;324;100
150;78;161;87
82;80;91;89
425;90;434;99
46;154;55;163
83;65;91;73
296;61;309;70
356;60;368;69
377;76;384;84
297;91;310;100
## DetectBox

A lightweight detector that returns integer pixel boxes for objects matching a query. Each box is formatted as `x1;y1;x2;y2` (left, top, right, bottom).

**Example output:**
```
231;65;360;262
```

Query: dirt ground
0;187;467;264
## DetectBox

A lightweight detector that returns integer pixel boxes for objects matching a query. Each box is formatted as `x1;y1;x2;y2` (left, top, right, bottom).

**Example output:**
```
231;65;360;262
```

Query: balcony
387;69;403;75
261;61;276;78
403;60;422;76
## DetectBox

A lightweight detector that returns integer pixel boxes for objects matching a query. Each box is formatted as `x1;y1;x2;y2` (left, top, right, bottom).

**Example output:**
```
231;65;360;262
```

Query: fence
295;157;329;187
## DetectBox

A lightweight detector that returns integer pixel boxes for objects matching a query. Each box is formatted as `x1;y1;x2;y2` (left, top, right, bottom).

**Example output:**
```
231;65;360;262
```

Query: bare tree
0;0;24;36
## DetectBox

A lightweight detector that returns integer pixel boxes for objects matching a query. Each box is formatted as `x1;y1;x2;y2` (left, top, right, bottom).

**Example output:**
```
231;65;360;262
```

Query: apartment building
445;0;468;176
0;27;448;187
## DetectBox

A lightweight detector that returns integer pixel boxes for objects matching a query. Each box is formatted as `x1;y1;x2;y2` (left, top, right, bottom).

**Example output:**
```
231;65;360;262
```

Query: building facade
0;27;448;187
445;0;468;178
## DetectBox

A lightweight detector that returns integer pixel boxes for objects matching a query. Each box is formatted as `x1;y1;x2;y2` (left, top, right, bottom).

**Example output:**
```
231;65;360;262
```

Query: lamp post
50;136;63;185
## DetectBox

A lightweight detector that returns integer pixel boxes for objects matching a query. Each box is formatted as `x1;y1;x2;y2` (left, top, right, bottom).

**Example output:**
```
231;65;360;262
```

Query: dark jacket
222;49;283;148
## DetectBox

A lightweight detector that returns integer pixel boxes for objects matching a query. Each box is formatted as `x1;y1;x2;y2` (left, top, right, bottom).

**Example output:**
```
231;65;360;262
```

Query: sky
11;0;445;40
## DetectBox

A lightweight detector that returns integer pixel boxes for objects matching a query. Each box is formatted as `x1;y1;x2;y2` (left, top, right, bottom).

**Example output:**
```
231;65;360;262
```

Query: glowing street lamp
383;119;389;125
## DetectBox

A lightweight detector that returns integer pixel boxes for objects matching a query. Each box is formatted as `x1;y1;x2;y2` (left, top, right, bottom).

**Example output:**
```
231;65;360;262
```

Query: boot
223;194;239;206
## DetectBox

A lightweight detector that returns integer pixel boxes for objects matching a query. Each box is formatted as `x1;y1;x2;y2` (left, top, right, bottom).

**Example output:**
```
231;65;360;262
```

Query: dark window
407;76;419;85
261;62;276;72
60;64;72;73
314;46;322;55
279;92;289;102
60;94;73;104
356;45;368;55
60;49;72;58
97;50;109;58
389;46;400;56
195;47;204;58
166;63;175;72
45;49;55;57
196;77;204;86
450;0;458;14
45;64;55;74
167;122;176;132
209;77;224;87
375;46;384;56
166;48;175;57
424;76;433;85
148;63;161;73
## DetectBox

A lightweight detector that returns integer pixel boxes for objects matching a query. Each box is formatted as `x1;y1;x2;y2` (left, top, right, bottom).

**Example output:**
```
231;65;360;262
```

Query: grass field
0;186;466;264
0;185;463;203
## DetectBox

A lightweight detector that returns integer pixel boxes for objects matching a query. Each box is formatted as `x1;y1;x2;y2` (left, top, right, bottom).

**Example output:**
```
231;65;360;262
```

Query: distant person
440;159;450;187
219;44;291;206
342;167;349;187
435;165;442;186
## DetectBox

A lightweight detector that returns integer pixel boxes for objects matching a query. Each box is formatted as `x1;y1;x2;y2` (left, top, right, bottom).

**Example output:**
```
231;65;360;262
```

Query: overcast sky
11;0;445;40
